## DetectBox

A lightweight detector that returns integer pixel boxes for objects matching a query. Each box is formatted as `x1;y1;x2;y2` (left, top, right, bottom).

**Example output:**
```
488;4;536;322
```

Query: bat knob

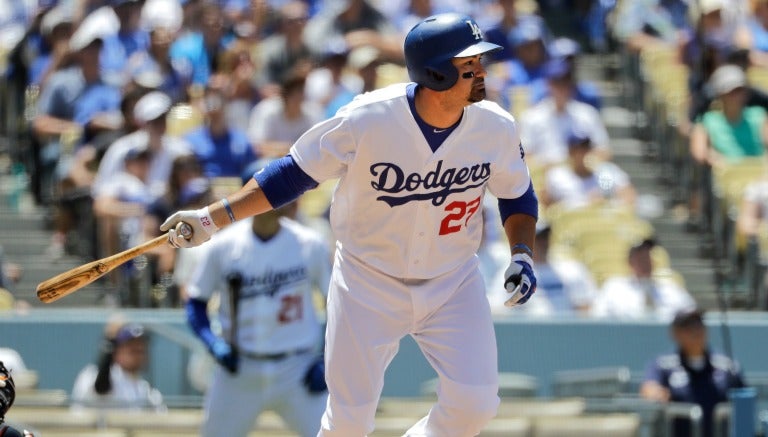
177;222;193;240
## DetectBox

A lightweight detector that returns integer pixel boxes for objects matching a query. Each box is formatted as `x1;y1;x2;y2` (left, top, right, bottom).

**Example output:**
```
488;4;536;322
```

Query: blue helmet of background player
404;13;501;91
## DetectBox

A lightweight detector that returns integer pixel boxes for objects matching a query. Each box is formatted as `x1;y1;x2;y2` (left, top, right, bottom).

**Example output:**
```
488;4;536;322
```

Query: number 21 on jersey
278;295;303;323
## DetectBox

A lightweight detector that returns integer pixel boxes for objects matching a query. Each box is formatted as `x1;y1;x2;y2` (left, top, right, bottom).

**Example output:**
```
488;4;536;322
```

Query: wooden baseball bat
36;223;192;304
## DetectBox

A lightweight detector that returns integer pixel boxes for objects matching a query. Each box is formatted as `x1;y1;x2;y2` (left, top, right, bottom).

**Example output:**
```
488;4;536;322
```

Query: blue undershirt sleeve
186;298;220;351
252;155;319;209
498;182;538;224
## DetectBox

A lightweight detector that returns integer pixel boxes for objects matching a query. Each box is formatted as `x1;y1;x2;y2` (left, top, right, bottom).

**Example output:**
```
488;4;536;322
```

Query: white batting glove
503;253;537;307
160;207;218;248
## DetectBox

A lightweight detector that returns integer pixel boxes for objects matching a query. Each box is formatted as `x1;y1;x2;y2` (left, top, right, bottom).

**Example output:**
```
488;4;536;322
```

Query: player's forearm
503;214;537;256
207;179;275;228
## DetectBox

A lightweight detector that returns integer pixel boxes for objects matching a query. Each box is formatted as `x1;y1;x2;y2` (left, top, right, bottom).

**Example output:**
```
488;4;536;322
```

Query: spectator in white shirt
519;58;610;165
592;239;696;321
541;129;636;211
248;73;322;158
71;321;164;410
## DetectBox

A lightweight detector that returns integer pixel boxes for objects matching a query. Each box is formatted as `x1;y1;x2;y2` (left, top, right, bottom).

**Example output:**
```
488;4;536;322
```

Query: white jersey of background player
163;13;539;437
185;200;331;437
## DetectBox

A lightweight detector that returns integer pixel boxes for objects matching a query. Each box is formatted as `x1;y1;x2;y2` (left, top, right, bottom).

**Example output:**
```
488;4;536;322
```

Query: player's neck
251;220;281;242
414;87;464;129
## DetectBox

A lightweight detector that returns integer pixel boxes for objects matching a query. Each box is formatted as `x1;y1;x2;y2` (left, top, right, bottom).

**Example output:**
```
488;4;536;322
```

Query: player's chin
468;87;486;103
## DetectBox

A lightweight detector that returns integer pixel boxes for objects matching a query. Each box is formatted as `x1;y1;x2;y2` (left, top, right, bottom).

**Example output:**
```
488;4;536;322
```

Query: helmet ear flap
421;59;458;91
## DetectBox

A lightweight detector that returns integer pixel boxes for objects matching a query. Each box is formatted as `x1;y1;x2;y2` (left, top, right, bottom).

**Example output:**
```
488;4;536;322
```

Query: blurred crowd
0;0;766;317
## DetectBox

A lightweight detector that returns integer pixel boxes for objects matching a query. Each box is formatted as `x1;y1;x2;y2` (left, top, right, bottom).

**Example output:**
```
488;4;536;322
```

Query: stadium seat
552;366;632;398
479;417;532;436
532;413;641;437
26;429;127;437
6;407;99;429
420;372;538;399
166;103;203;137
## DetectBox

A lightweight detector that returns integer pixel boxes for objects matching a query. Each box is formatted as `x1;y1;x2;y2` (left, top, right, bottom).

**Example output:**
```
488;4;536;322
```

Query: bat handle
177;222;193;240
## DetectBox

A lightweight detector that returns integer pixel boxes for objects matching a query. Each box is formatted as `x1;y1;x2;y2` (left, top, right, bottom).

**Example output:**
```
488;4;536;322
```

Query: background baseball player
162;12;538;436
184;161;330;437
0;361;34;437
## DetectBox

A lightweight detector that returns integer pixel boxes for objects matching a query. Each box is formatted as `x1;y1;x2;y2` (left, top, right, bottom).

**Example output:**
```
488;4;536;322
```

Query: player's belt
240;348;313;361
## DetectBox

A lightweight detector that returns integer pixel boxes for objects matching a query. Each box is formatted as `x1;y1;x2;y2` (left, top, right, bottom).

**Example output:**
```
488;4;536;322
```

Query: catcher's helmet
0;361;15;421
404;13;501;91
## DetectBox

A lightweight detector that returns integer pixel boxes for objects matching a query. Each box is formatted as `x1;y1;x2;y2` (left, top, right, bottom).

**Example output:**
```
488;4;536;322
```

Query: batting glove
303;356;327;394
503;253;537;307
160;207;218;248
210;339;238;374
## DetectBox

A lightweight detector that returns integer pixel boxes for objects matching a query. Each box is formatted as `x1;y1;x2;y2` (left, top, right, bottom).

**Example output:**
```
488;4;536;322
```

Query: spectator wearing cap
611;0;693;54
529;37;602;110
71;320;164;409
304;37;358;112
302;0;403;63
494;17;550;88
124;0;187;103
95;0;150;85
482;0;549;63
183;82;257;178
640;308;747;437
249;73;323;158
31;17;106;205
690;64;768;170
518;58;611;165
93;91;191;202
28;5;75;88
592;239;696;320
170;3;230;89
323;45;382;118
541;129;635;211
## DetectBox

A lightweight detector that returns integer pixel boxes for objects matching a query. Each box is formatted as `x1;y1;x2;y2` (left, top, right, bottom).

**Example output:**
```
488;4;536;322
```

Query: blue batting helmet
404;13;501;91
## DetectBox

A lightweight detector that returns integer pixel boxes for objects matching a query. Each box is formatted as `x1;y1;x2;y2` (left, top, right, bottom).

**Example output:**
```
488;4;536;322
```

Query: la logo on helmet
466;20;482;40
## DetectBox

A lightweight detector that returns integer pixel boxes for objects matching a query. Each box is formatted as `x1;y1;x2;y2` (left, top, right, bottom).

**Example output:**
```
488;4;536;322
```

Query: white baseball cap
69;17;104;51
41;6;74;36
140;0;183;33
133;91;172;124
709;64;747;96
699;0;725;15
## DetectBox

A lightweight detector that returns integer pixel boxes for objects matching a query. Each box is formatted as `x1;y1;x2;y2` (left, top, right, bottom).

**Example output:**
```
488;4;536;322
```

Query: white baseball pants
318;250;500;437
201;352;327;437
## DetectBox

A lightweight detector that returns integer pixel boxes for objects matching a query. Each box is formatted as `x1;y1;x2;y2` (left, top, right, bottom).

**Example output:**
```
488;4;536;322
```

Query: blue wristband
512;243;533;257
221;198;236;223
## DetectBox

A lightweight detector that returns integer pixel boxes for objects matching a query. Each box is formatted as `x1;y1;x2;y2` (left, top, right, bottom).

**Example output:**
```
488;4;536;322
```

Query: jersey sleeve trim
253;155;319;209
498;181;538;224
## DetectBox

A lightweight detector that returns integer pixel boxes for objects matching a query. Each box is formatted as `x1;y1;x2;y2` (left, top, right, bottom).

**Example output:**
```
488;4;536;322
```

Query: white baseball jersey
290;83;532;280
186;217;330;354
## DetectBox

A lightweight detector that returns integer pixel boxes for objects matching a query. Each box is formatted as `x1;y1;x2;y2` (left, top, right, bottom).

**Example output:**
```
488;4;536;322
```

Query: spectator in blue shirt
125;0;186;102
99;0;150;86
530;39;603;110
483;0;549;63
184;81;256;178
170;3;230;88
28;5;74;88
640;308;747;437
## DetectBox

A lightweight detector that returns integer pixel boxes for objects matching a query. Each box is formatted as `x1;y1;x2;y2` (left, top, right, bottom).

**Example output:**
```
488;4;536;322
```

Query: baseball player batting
184;163;330;437
162;12;538;436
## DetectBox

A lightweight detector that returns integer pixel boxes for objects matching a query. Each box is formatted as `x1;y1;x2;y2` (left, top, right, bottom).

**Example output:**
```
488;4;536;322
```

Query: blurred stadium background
1;0;768;435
